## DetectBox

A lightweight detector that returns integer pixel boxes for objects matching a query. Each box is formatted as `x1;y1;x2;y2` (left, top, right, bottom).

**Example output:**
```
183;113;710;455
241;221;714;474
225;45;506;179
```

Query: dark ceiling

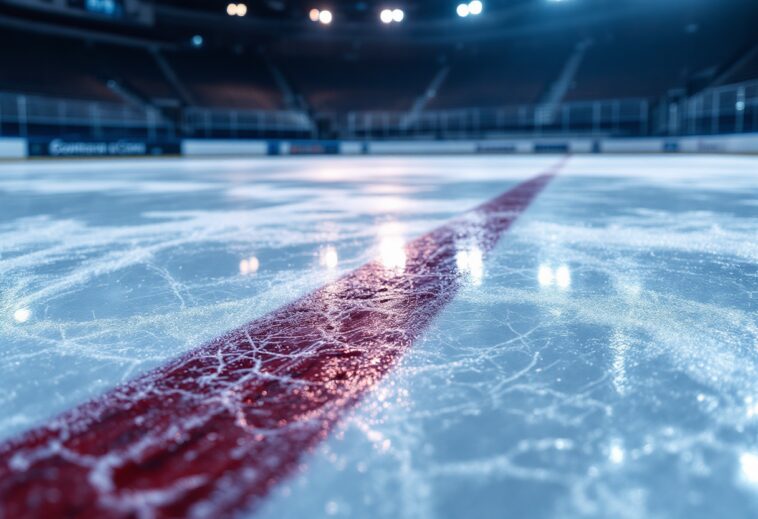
0;0;756;52
152;0;536;22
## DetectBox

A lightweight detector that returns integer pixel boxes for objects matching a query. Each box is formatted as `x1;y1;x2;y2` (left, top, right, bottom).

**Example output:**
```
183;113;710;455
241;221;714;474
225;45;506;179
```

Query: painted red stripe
0;167;559;519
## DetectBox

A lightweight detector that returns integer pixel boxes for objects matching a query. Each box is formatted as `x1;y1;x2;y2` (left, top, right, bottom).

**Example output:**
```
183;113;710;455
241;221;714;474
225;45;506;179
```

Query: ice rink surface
0;155;756;518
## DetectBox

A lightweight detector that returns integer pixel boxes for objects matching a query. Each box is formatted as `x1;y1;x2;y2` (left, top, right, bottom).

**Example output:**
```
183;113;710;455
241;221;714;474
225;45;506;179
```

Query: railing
182;107;315;139
343;99;650;139
674;79;758;136
0;93;315;140
0;92;173;140
0;79;757;141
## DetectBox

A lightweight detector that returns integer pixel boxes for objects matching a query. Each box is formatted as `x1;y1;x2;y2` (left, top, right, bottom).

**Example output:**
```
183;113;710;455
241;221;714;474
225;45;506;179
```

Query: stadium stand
2;8;755;116
429;36;575;109
718;47;758;85
567;9;757;101
93;44;176;103
0;0;756;142
275;44;440;112
165;49;282;110
0;30;119;102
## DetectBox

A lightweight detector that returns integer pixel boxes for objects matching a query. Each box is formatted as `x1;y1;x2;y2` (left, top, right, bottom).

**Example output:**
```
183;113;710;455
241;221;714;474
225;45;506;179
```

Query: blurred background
0;0;757;142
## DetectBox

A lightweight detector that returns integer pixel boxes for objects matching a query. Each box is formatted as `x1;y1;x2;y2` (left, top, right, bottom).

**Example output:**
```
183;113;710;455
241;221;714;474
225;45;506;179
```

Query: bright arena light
458;1;483;17
309;8;320;22
380;7;404;24
319;9;333;24
226;3;246;16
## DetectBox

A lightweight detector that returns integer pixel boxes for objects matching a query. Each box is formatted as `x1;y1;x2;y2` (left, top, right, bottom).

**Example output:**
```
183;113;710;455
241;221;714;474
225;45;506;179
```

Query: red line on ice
0;165;561;519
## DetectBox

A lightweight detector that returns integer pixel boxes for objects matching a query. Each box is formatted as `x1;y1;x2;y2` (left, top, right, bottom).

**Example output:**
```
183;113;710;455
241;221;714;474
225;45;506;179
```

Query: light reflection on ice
12;308;31;324
377;223;407;272
319;246;340;270
239;256;260;276
255;156;758;519
610;330;630;395
1;156;757;519
537;264;571;290
555;265;571;289
455;246;484;286
740;452;758;486
744;396;758;420
609;442;626;465
538;264;553;286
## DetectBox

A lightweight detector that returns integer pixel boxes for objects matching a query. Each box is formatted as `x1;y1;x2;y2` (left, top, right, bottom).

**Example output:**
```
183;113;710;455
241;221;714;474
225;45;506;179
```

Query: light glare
538;265;553;286
456;246;484;285
469;0;483;15
380;237;406;271
392;8;404;22
309;8;320;21
239;256;260;275
226;3;237;16
456;3;469;17
538;264;571;289
555;265;572;289
741;452;758;485
236;3;247;16
609;444;625;464
378;223;406;272
320;246;339;270
13;308;31;323
380;9;393;24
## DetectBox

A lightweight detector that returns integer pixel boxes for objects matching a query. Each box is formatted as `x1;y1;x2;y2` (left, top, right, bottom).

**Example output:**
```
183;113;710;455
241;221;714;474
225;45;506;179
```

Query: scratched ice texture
0;156;756;518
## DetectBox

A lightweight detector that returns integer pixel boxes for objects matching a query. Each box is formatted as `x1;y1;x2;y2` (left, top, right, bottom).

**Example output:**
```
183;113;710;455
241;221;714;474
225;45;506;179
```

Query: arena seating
0;10;755;115
276;46;439;112
165;50;282;109
0;31;119;102
429;35;575;109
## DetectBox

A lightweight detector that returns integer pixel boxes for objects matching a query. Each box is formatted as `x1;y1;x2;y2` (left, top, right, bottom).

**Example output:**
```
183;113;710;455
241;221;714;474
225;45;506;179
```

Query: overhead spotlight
309;8;320;21
458;1;483;17
226;3;247;17
191;34;204;48
380;7;404;24
319;9;332;24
